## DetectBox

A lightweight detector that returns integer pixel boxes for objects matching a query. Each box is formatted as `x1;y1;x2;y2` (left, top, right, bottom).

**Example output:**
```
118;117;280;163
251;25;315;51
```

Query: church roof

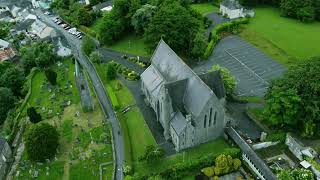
221;0;243;10
170;111;187;135
148;39;222;117
198;71;226;99
165;79;188;115
141;65;164;98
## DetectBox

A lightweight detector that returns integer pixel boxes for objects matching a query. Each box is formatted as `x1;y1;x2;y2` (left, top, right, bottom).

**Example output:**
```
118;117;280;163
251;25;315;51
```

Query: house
0;10;14;22
17;9;37;21
8;5;21;18
92;1;113;12
0;39;17;62
141;40;226;152
220;0;254;19
31;19;55;39
0;137;13;179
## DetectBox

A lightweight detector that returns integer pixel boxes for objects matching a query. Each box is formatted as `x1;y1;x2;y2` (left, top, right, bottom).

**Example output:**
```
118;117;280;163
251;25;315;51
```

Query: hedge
203;17;250;59
133;147;241;180
106;84;120;110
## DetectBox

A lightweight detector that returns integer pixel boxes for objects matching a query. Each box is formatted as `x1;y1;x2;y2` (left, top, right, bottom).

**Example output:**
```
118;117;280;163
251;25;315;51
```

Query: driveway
35;10;125;180
205;12;229;37
194;35;286;97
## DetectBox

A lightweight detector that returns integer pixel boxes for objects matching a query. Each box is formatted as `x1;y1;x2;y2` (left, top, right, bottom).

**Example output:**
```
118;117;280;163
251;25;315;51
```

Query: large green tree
0;87;16;125
210;65;236;97
278;168;314;180
144;0;200;56
24;123;59;162
82;36;96;56
263;57;320;137
0;66;26;96
131;4;157;34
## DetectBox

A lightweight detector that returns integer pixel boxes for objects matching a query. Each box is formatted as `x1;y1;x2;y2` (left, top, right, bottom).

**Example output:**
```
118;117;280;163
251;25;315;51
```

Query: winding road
35;9;124;180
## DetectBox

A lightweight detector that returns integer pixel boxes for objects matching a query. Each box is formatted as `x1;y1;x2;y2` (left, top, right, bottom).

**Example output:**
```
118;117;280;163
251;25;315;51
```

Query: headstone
16;171;20;177
34;170;39;178
260;132;267;142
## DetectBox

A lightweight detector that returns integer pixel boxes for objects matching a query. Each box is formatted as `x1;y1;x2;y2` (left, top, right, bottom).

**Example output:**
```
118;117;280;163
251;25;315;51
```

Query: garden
12;59;114;180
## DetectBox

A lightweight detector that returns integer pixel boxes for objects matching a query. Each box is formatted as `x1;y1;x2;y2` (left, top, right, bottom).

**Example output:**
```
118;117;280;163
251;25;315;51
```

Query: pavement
194;35;286;97
35;9;125;180
205;12;229;37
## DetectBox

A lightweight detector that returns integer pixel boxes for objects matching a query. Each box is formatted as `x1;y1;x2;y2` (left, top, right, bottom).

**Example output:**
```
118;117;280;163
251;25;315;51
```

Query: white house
220;0;254;19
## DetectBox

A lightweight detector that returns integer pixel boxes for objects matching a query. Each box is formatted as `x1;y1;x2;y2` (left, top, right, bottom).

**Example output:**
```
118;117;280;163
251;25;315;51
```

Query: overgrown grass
191;3;219;15
14;59;114;179
240;7;320;65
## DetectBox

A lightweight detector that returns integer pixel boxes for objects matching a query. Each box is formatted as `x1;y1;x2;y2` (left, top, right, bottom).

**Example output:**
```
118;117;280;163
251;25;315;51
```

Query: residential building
0;39;17;62
92;1;113;12
31;19;55;39
220;0;254;19
141;40;226;151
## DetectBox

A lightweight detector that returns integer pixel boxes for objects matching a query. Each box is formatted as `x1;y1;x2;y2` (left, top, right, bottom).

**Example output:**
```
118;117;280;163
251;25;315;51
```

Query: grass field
240;7;320;66
14;59;113;180
95;63;156;166
191;3;219;15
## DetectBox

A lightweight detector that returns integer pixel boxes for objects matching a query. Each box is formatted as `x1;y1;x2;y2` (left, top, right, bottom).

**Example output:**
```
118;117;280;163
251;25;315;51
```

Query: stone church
141;40;226;151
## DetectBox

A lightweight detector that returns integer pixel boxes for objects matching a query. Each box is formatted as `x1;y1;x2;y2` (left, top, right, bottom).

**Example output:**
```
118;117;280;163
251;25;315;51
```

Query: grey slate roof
92;1;112;11
0;10;12;18
15;19;35;31
221;0;243;10
164;79;188;114
198;71;226;99
141;65;164;98
149;40;221;117
170;111;187;135
225;127;276;180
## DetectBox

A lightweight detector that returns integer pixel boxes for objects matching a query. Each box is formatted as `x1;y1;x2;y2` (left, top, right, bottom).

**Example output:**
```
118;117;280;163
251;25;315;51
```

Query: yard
13;59;114;180
191;3;219;15
95;62;237;177
240;7;320;66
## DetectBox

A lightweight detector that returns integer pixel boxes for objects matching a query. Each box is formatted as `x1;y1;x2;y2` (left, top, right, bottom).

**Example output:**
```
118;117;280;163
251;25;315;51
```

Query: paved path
205;12;229;37
194;35;286;97
35;10;124;180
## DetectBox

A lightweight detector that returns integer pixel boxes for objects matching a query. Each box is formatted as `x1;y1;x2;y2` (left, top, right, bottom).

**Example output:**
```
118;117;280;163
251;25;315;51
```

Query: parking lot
51;16;83;39
194;35;286;97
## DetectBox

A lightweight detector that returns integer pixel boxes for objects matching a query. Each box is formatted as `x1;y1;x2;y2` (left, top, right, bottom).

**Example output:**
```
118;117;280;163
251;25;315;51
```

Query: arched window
204;115;207;128
214;112;217;125
209;108;212;126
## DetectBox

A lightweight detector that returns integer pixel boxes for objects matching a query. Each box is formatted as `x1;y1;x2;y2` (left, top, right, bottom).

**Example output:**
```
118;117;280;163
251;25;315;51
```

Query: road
35;9;124;180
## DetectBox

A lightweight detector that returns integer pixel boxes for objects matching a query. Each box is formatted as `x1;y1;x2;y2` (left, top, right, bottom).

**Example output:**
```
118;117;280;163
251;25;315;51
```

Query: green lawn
104;34;151;57
14;59;114;180
191;3;219;15
240;7;320;66
94;63;156;165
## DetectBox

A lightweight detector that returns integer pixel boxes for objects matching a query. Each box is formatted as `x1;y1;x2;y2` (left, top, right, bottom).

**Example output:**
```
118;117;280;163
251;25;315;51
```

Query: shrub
82;36;96;56
27;107;42;123
24;123;59;162
233;158;242;170
201;166;215;177
106;62;117;80
107;85;120;110
265;132;286;143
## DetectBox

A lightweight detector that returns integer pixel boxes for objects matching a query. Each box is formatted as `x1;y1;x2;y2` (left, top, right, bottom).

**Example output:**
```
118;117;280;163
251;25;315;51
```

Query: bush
45;69;57;85
201;166;215;177
24;123;59;162
106;62;117;80
27;107;42;123
107;85;120;110
82;36;96;56
210;65;236;96
265;132;286;143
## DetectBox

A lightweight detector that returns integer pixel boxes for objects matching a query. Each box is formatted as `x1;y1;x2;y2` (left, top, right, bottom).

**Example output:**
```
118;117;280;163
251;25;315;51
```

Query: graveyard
12;59;114;179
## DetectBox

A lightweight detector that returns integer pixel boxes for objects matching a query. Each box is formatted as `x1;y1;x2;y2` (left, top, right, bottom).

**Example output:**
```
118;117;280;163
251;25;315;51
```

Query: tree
131;4;157;34
315;0;320;20
89;51;102;64
144;1;200;56
27;107;42;124
280;0;315;22
82;36;96;56
69;3;94;26
201;167;215;177
264;57;320;137
0;87;16;125
96;12;126;44
24;123;59;162
0;66;26;96
191;30;208;59
45;69;57;85
210;65;236;96
106;62;117;80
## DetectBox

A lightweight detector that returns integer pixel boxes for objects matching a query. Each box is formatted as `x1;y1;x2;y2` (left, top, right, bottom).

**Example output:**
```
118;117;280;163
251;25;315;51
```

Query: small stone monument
260;132;267;142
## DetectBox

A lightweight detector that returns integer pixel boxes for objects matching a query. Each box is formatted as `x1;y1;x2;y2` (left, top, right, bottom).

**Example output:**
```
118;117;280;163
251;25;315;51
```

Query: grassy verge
13;59;114;180
240;7;320;65
191;3;219;15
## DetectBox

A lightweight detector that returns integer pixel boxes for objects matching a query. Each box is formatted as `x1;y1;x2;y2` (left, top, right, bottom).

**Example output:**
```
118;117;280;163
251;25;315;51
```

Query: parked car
64;26;71;30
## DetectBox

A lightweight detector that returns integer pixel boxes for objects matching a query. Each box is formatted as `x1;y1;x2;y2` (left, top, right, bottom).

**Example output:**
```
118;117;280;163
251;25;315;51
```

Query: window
214;112;217;125
204;115;207;128
209;108;212;126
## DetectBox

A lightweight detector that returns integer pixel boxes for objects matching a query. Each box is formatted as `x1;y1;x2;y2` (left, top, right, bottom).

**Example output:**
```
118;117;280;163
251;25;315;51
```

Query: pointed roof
148;40;223;117
198;71;226;99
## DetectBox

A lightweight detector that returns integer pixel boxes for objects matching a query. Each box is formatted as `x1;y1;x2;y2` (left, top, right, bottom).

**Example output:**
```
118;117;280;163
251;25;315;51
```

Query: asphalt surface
194;35;286;97
35;9;125;180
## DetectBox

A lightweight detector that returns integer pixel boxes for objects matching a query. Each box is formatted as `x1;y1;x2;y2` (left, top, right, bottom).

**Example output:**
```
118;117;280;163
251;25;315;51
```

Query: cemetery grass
14;59;113;180
239;7;320;66
190;3;219;15
94;63;157;165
